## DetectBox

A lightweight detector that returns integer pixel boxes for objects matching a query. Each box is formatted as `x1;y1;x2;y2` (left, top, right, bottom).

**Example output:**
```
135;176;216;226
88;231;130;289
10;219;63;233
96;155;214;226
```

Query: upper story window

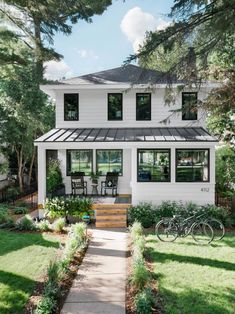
136;93;151;121
64;94;79;121
182;92;198;120
108;93;123;120
176;149;209;182
137;149;170;182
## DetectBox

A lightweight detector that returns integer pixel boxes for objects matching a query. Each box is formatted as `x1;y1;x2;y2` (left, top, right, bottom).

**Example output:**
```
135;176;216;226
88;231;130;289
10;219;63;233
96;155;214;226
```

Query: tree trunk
33;17;44;83
16;147;24;193
28;146;36;187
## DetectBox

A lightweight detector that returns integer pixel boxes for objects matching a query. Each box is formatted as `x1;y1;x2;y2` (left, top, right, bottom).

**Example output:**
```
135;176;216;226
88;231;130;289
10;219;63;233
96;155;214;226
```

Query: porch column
131;147;137;204
37;145;46;218
171;148;176;183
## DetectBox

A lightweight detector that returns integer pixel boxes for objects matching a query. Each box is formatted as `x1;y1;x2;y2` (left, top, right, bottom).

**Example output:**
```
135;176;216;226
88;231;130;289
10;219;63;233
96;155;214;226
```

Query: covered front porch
35;127;217;218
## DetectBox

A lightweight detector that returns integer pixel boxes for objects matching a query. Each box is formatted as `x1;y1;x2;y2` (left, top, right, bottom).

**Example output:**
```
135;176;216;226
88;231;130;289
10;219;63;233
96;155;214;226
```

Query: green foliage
63;222;87;262
34;295;57;314
215;145;235;194
5;186;20;202
12;207;28;215
52;218;65;233
46;159;63;193
129;203;156;228
16;214;36;231
131;258;150;290
129;222;143;241
37;220;51;232
45;196;93;219
135;287;154;314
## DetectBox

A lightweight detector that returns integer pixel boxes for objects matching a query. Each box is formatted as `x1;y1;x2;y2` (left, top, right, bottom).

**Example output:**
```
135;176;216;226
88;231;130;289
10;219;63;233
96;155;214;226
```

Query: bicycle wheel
155;219;178;242
191;222;214;244
206;218;225;240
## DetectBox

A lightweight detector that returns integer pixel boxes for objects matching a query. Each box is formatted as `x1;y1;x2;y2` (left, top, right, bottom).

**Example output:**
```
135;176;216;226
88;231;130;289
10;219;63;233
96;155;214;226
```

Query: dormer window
108;93;123;120
182;92;198;120
64;94;79;121
136;93;151;121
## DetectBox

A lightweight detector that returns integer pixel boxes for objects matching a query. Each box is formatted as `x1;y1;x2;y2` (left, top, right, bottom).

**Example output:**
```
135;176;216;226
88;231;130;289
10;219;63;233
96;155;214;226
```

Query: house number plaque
201;188;209;192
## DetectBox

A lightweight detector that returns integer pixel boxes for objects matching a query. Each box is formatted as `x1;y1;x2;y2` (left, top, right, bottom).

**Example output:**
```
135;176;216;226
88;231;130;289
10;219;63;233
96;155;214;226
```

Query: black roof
35;127;217;143
58;65;183;85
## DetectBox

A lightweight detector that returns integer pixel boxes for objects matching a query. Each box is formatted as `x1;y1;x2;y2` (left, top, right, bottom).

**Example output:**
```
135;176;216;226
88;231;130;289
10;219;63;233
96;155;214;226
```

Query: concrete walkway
61;228;127;314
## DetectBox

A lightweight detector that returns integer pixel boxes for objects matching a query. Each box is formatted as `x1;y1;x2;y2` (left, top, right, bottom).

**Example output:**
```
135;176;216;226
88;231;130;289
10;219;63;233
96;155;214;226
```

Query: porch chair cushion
101;172;119;196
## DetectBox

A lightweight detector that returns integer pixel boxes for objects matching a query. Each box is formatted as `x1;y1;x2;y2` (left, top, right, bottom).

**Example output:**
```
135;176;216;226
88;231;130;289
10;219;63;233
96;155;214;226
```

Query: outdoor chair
101;172;119;197
71;172;87;196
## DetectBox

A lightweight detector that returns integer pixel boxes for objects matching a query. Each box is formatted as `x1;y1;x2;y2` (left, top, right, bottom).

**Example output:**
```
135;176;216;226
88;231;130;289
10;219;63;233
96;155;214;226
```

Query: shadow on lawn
0;230;60;256
147;247;235;272
0;269;37;314
159;286;235;314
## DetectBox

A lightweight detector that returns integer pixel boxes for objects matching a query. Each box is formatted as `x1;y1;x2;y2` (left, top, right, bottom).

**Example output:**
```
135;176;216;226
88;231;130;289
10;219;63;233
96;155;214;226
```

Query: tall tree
0;58;55;191
0;0;113;81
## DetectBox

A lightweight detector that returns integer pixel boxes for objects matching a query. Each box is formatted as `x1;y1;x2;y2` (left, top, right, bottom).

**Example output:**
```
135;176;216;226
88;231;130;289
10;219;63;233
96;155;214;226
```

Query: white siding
55;88;210;129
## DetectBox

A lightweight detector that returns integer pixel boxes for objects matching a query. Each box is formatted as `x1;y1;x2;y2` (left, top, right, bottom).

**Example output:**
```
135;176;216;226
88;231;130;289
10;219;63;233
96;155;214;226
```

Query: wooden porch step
96;215;126;221
96;209;127;215
94;203;130;228
93;204;130;210
96;221;127;228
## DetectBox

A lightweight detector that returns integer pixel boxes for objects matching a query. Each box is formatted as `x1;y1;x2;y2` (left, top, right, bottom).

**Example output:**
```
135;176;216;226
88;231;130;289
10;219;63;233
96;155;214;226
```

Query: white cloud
77;49;99;60
120;7;170;53
44;60;73;80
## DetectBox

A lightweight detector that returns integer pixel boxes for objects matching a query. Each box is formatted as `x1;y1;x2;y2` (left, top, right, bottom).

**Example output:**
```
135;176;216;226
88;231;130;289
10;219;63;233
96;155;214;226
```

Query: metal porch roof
35;127;217;143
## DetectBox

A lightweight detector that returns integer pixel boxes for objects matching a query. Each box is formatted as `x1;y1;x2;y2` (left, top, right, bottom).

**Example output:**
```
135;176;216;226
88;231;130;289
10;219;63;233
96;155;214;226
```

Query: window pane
136;93;151;120
138;149;170;182
64;94;79;120
176;149;209;182
67;150;92;175
182;92;197;120
108;94;122;120
97;150;123;175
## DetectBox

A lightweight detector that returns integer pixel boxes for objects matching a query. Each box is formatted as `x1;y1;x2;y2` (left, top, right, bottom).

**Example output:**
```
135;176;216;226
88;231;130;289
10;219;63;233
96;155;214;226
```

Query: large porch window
176;149;209;182
67;150;92;175
96;150;123;176
137;149;170;182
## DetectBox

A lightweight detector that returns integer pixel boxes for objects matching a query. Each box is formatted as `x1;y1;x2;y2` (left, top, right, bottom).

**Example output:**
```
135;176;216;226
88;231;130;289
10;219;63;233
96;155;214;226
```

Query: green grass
146;233;235;314
0;230;60;314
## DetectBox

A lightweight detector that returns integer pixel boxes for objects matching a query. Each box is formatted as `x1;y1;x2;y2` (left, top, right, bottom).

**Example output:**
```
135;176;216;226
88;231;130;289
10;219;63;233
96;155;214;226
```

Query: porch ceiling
35;127;217;143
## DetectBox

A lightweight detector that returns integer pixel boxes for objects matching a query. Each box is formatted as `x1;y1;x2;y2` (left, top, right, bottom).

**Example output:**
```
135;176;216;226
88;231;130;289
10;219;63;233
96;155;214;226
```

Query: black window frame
182;92;198;121
107;93;123;121
175;148;210;183
136;93;151;121
64;93;79;121
96;149;123;176
137;149;171;182
66;149;93;176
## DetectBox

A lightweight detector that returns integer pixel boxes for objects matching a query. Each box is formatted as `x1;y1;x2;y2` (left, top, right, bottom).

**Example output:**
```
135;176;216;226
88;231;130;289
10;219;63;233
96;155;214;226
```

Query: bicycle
155;214;214;244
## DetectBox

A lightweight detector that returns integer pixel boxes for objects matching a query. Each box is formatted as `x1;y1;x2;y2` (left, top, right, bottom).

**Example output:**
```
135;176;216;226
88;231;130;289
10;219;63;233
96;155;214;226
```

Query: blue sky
45;0;174;79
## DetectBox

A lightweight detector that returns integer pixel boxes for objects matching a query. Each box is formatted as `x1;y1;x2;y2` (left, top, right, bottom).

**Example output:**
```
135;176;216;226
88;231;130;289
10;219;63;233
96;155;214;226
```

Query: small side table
91;183;99;196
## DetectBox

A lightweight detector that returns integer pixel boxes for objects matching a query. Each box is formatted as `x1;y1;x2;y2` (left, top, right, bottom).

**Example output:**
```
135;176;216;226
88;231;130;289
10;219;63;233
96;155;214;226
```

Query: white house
35;65;217;216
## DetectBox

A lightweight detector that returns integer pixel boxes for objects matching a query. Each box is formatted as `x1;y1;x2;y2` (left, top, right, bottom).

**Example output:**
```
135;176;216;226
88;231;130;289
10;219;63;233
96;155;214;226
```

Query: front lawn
146;232;235;314
0;230;61;314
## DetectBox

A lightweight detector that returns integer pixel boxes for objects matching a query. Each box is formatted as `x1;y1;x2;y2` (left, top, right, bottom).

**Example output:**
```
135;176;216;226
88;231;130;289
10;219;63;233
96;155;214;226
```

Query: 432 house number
201;188;209;192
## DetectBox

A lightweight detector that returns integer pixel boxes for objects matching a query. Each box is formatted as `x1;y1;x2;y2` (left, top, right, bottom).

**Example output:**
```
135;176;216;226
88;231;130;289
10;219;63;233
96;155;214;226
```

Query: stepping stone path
61;228;127;314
